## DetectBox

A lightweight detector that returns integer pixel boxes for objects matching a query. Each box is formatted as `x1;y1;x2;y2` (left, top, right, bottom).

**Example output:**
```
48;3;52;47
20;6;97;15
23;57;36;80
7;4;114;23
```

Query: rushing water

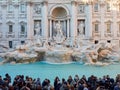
0;57;120;84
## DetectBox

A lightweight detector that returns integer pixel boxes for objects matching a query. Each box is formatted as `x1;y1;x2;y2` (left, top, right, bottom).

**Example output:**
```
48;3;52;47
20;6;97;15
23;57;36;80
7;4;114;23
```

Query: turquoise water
0;58;120;84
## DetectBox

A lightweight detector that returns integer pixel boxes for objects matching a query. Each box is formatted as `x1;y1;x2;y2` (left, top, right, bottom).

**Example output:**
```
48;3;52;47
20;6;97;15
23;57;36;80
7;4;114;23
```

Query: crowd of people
0;73;120;90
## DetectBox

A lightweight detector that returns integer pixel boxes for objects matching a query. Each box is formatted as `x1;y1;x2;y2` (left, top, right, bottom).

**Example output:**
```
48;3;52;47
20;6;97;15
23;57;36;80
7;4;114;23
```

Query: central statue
55;21;63;37
54;21;65;44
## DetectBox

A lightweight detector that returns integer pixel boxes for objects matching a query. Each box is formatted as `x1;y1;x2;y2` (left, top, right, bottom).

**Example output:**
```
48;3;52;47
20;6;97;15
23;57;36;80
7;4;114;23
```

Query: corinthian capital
71;0;77;5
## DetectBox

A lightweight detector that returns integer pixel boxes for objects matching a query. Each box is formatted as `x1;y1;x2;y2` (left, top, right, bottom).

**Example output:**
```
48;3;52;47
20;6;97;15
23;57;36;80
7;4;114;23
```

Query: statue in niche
34;22;41;36
54;21;65;44
78;21;85;36
55;21;63;37
34;5;41;14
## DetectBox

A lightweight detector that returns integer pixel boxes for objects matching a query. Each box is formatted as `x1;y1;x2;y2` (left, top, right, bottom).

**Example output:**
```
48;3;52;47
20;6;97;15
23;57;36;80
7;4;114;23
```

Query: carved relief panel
34;4;41;15
78;4;85;14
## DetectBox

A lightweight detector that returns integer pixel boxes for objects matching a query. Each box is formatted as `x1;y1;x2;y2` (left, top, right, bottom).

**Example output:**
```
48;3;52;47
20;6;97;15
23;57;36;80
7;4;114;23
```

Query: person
114;82;120;90
5;73;11;84
35;78;41;86
54;76;61;90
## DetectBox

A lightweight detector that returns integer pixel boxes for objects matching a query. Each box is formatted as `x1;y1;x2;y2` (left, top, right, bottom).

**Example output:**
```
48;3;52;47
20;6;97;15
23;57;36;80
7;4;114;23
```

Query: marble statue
54;21;65;44
78;21;85;36
34;22;41;36
55;21;63;37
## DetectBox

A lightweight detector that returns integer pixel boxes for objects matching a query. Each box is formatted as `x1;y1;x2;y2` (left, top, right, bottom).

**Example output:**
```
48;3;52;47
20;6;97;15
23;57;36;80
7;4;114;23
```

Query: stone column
67;19;70;38
71;1;77;40
27;1;34;40
42;1;48;40
64;20;66;36
85;4;92;39
49;19;52;38
53;20;55;36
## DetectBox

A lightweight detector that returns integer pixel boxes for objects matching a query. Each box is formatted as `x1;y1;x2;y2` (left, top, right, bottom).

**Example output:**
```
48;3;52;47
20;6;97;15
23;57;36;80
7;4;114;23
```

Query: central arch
49;5;70;38
52;7;67;18
50;4;69;17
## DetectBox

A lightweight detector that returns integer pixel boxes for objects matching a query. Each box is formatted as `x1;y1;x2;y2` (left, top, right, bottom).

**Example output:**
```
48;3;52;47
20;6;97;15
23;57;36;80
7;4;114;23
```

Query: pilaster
85;4;92;39
42;0;48;40
100;2;105;39
112;4;118;38
70;1;77;40
27;1;34;40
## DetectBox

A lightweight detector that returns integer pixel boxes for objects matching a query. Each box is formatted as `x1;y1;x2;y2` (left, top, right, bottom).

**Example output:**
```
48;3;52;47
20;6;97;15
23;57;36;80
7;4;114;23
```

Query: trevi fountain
0;21;120;66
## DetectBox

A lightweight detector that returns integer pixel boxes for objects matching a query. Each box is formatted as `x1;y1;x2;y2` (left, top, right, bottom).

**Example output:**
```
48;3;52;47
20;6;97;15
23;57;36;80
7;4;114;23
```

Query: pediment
105;20;113;23
6;20;14;24
92;20;100;23
19;21;27;24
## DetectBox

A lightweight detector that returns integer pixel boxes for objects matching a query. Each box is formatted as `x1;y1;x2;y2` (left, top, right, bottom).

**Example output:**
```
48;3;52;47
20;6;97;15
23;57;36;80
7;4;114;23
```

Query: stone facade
0;0;120;48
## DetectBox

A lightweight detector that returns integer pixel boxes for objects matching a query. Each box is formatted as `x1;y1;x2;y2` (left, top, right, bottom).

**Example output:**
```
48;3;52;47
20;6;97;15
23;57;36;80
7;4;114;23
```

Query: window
94;23;99;33
8;4;13;13
21;25;25;34
106;23;111;33
9;41;12;48
106;3;110;12
9;25;13;33
94;3;99;12
20;4;26;13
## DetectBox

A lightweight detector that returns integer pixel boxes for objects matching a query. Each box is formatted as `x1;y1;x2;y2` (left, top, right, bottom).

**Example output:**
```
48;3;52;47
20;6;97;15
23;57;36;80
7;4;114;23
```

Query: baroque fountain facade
0;0;120;65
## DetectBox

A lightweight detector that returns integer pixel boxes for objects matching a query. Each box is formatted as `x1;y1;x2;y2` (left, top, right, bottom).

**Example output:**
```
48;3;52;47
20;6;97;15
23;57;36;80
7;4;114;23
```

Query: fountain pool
0;57;120;84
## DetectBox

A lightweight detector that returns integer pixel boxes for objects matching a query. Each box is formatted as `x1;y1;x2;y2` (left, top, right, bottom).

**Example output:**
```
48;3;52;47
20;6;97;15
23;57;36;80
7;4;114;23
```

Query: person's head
62;78;65;83
37;78;40;81
54;76;59;81
0;76;2;80
5;73;9;77
68;75;72;79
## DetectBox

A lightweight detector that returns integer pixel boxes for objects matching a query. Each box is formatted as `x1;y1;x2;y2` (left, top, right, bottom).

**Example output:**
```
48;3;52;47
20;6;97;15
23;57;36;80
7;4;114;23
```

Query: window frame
106;23;111;33
20;24;25;34
106;3;110;12
9;25;13;33
94;3;99;12
20;4;26;13
8;4;13;13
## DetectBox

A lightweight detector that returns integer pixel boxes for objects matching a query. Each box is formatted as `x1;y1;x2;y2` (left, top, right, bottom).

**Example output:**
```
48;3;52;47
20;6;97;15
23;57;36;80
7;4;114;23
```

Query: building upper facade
0;0;120;48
